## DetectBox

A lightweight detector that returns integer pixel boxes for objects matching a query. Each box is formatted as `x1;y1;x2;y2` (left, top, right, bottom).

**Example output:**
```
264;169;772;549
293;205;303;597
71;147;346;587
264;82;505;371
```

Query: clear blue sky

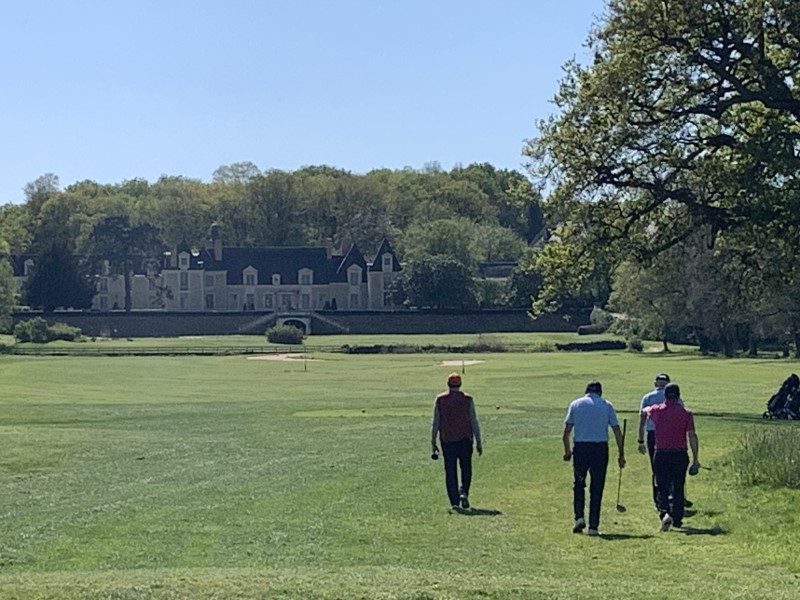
0;0;605;204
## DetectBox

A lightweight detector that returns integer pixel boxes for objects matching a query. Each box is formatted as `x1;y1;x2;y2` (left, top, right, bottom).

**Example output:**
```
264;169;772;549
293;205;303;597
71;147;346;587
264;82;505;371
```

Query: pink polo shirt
645;400;695;450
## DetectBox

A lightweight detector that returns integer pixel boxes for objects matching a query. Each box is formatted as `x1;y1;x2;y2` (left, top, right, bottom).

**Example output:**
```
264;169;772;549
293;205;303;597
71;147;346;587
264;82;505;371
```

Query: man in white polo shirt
562;380;626;536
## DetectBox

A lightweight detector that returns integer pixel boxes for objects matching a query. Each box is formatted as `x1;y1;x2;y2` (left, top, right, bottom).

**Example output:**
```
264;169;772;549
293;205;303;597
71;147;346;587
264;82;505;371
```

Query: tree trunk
662;339;670;352
748;336;758;357
124;269;132;312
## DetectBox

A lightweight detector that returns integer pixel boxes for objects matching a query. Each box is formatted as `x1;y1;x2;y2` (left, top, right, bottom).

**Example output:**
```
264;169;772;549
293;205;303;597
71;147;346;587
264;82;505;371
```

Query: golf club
615;418;627;513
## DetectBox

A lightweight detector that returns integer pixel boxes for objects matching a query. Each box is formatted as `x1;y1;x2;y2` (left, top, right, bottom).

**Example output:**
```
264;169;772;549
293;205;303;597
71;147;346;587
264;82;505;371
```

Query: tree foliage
400;257;477;309
23;244;94;311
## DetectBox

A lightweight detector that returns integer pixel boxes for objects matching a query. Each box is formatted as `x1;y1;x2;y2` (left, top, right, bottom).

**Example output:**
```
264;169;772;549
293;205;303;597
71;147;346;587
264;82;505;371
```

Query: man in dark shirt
431;373;483;512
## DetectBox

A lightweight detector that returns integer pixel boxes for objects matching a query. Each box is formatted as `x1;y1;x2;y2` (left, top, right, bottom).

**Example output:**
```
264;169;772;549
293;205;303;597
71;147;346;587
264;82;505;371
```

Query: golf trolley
763;374;800;420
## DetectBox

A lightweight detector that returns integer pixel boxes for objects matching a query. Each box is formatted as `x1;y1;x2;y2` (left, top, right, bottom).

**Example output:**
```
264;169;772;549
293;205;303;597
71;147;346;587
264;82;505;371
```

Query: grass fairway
1;350;799;599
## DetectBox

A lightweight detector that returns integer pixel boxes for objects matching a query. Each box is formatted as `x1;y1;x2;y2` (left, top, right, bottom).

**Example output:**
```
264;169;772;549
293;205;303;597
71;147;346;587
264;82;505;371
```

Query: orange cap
447;372;462;387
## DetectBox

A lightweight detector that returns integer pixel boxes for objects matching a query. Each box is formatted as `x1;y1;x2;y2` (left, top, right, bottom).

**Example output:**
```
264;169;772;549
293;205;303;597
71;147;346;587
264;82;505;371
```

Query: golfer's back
436;391;473;442
565;394;617;442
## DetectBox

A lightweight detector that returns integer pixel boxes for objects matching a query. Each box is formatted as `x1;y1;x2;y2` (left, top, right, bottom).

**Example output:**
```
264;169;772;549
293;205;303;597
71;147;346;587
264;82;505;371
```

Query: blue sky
0;1;605;204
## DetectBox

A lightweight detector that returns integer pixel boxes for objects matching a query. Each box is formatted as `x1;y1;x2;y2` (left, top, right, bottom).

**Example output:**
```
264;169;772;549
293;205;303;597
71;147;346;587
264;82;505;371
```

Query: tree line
0;163;546;318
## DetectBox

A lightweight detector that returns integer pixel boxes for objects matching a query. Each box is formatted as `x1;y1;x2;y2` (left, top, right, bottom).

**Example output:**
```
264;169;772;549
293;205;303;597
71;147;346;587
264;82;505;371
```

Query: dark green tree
23;244;94;311
84;215;163;311
400;256;477;309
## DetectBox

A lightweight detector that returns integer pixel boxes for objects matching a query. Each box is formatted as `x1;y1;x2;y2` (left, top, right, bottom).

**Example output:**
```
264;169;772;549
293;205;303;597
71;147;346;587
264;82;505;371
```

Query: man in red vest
431;373;483;512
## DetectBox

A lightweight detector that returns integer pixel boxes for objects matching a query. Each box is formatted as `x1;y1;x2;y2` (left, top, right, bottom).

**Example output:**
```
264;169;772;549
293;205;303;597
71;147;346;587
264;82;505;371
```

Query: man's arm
468;398;482;455
688;430;699;465
637;412;648;454
611;424;626;468
431;403;440;452
562;423;573;460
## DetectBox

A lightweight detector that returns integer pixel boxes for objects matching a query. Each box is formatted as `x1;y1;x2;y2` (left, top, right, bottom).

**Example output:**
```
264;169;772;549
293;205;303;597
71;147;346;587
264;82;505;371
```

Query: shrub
14;317;51;343
47;322;83;342
728;426;800;489
589;306;614;330
555;340;626;351
266;324;305;345
13;318;83;343
627;336;644;352
577;324;607;335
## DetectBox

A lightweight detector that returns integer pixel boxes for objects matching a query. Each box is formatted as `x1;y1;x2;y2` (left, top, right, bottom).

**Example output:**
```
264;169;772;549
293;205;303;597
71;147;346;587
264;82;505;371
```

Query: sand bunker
247;353;315;362
440;360;485;367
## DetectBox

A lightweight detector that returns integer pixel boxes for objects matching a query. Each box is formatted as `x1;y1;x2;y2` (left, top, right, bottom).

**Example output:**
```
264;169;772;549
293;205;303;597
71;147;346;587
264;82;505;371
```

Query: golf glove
637;443;647;455
688;462;700;476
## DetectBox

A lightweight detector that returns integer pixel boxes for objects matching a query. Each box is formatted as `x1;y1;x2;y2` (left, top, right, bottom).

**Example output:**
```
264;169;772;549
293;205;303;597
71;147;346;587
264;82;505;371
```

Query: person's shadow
597;533;654;541
457;507;503;516
675;525;726;536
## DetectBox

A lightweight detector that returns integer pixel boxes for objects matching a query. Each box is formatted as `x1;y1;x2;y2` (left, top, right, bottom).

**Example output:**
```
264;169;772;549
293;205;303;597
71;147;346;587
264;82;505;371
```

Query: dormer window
299;269;313;285
382;254;393;270
272;274;281;286
179;254;189;269
243;266;257;287
348;269;361;286
23;259;34;277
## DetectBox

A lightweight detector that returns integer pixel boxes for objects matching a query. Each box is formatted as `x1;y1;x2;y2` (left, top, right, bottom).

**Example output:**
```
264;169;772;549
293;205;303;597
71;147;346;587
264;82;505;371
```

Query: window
264;294;273;309
179;293;188;309
299;272;312;285
24;259;34;276
383;292;393;307
205;294;214;309
149;278;156;291
301;293;310;309
349;271;360;286
204;275;214;287
350;293;359;307
272;274;281;286
383;274;393;290
99;296;108;310
246;294;255;311
99;278;108;292
317;294;327;308
230;294;238;309
180;272;189;290
281;294;293;309
245;274;256;286
179;255;189;268
382;254;393;270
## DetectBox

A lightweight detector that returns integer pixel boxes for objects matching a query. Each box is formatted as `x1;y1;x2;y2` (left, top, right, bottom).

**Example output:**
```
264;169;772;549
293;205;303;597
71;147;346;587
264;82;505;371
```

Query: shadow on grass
597;533;654;541
454;507;503;516
676;525;727;536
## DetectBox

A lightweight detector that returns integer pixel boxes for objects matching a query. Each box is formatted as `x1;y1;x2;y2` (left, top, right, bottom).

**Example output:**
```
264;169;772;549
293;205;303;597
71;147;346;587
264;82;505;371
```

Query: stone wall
11;309;588;338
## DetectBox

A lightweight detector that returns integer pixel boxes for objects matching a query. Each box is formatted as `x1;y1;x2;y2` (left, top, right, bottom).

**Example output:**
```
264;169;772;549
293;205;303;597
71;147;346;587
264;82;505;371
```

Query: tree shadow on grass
456;507;503;517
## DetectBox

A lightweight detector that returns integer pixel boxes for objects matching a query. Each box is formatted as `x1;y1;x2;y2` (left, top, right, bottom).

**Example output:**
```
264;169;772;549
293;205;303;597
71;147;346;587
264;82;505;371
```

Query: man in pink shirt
640;383;701;531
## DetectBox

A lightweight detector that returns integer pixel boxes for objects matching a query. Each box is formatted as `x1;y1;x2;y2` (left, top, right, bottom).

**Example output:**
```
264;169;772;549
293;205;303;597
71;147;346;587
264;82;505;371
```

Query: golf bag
763;374;800;420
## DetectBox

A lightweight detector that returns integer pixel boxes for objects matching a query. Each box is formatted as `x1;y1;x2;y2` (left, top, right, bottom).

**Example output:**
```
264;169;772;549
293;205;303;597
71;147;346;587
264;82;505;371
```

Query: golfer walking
640;383;700;531
637;373;670;508
431;373;483;512
562;381;625;536
638;373;693;509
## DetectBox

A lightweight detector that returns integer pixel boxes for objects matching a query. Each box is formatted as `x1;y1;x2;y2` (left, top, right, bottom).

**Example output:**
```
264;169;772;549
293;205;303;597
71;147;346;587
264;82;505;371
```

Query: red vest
436;390;473;442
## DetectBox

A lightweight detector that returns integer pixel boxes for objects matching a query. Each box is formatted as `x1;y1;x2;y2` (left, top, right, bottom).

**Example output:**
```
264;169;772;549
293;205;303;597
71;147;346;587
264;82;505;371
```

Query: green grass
1;350;799;598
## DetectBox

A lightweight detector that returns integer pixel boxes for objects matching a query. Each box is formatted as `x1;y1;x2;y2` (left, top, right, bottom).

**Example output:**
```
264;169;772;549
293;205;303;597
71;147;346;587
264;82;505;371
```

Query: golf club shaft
616;418;627;504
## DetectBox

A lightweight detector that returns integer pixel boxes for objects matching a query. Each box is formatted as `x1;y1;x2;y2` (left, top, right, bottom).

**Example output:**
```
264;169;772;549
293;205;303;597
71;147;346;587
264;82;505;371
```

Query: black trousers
572;442;609;530
654;449;689;526
442;438;473;506
646;431;658;507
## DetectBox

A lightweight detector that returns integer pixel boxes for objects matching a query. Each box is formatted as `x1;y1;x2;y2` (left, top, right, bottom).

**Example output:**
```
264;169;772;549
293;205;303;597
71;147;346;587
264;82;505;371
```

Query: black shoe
460;494;470;509
684;499;693;508
572;518;586;533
